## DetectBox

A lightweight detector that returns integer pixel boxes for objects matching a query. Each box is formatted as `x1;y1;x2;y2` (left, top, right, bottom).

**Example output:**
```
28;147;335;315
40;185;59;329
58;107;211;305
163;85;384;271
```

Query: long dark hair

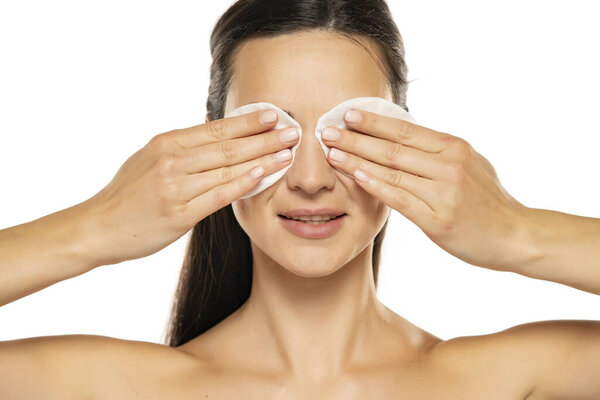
162;0;411;347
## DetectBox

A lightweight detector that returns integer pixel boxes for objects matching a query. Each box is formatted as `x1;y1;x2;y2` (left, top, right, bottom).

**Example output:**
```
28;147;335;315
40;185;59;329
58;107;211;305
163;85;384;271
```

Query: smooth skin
0;108;296;307
0;30;599;399
325;108;600;296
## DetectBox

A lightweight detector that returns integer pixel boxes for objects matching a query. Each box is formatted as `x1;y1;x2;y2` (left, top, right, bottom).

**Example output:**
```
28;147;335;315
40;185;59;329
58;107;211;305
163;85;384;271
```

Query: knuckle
433;183;447;202
265;132;275;149
163;129;186;149
176;206;194;231
385;169;403;187
211;188;228;208
432;212;455;234
220;165;235;183
347;132;358;147
442;186;461;207
242;114;254;131
397;121;418;141
162;128;181;139
206;119;228;140
384;142;403;163
440;132;459;143
219;140;237;162
149;133;173;153
394;190;410;210
168;208;186;231
161;180;180;200
157;153;179;175
453;137;472;159
446;162;466;184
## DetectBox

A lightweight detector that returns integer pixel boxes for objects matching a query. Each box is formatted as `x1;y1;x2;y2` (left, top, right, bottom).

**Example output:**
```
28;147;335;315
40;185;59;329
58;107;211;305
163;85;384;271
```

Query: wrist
52;202;102;273
507;202;547;275
61;197;116;272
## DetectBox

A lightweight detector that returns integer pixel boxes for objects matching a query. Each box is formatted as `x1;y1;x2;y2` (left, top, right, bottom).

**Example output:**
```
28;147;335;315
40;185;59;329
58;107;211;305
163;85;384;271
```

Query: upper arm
503;319;600;400
0;334;153;399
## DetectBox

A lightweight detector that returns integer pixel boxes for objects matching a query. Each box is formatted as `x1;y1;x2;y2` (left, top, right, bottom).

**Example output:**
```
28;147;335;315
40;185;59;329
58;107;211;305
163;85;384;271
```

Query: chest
112;363;527;400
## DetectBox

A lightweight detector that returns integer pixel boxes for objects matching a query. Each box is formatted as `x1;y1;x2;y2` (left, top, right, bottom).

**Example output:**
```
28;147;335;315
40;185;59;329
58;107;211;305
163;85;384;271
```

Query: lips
278;208;347;218
278;213;346;238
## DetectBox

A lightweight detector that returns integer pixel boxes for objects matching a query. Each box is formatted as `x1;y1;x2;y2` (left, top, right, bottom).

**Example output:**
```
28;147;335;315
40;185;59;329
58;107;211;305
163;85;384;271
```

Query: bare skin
106;31;589;399
1;30;599;400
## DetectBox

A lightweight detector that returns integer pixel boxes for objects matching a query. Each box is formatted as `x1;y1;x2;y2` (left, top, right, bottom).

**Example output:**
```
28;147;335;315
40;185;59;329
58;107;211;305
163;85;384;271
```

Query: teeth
287;215;338;221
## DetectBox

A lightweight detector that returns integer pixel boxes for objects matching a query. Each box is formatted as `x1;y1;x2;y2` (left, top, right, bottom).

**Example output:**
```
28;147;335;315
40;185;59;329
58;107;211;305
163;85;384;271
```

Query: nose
283;124;336;194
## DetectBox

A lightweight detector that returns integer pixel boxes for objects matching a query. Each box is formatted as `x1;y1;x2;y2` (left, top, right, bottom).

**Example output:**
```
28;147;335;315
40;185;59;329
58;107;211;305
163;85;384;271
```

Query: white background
1;0;598;343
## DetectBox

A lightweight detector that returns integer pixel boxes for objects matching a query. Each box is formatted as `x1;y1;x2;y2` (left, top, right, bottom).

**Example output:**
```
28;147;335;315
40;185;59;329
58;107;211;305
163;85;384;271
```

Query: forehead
225;30;390;119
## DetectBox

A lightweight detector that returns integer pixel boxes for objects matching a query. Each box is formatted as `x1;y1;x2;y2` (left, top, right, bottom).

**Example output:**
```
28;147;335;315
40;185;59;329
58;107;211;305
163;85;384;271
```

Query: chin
280;261;345;278
272;247;353;277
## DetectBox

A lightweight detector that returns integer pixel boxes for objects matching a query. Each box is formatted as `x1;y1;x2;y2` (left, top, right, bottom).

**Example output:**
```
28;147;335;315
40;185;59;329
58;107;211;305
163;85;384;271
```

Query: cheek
231;197;270;239
360;199;391;234
354;184;387;213
231;199;252;228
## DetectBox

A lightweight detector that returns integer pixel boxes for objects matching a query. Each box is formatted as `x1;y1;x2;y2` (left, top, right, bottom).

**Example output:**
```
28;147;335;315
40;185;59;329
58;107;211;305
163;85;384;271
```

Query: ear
205;115;211;123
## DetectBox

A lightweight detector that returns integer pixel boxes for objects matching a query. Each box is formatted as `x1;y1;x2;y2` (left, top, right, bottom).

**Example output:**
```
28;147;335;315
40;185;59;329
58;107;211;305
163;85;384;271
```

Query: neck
233;241;399;381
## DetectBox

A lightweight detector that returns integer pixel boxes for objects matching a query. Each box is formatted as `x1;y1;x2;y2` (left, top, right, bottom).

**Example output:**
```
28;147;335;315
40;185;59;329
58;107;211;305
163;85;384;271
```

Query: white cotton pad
224;96;417;199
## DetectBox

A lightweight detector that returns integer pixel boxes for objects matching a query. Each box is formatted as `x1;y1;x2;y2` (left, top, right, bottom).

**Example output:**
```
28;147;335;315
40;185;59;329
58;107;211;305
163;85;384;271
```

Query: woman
1;0;598;398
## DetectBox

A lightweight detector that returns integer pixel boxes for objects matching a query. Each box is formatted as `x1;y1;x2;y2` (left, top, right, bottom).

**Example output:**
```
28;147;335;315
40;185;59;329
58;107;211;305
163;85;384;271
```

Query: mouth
277;213;346;224
276;213;347;239
277;207;347;218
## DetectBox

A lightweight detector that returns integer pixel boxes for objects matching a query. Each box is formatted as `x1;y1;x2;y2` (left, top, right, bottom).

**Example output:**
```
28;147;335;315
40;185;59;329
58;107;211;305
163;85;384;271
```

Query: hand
322;108;530;271
78;109;299;268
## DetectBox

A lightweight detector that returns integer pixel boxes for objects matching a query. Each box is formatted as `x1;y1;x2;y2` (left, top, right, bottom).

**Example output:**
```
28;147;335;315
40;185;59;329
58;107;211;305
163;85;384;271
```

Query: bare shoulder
0;334;205;399
71;334;209;398
427;319;600;400
497;319;600;400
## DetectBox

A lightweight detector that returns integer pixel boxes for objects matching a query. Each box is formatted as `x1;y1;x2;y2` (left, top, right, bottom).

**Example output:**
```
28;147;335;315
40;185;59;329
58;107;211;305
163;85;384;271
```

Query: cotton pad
224;96;417;199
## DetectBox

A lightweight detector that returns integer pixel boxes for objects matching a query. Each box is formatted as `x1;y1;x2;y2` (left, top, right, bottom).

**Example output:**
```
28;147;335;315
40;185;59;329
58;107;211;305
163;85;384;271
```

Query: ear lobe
205;115;211;123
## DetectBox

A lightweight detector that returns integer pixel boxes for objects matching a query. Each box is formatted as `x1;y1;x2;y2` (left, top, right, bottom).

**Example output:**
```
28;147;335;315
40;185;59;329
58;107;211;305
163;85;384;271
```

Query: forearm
512;207;600;295
0;203;98;307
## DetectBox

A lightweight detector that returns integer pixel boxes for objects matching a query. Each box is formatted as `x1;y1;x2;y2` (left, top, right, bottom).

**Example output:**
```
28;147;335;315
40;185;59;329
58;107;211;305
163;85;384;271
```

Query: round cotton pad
224;96;417;199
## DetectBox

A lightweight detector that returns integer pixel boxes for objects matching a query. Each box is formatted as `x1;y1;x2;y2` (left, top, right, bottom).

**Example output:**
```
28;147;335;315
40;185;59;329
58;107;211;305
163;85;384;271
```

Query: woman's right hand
78;109;298;268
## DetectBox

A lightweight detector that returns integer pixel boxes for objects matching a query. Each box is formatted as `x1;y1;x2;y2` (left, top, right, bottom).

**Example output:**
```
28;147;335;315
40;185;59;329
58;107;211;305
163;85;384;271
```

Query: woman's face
226;30;391;277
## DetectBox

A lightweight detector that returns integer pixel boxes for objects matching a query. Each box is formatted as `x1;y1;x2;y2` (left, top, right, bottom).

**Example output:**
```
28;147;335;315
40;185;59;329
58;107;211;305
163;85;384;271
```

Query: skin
205;30;423;380
171;31;530;397
3;29;598;400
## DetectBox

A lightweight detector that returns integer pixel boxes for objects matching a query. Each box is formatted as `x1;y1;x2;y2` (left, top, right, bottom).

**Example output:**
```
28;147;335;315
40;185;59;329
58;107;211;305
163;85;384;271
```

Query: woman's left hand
322;108;532;271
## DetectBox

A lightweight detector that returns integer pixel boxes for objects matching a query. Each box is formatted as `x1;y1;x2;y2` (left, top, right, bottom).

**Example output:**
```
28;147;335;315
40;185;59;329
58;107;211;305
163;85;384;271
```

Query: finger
179;147;294;203
322;127;443;180
170;109;279;149
326;146;441;211
351;168;437;231
182;163;269;223
177;126;299;174
343;108;453;153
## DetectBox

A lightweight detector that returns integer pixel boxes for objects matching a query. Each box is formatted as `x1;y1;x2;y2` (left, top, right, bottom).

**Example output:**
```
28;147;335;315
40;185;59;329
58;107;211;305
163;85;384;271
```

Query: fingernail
322;127;340;141
329;148;347;163
354;169;369;182
344;109;361;123
250;166;265;179
260;110;278;124
274;149;292;162
279;127;299;143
